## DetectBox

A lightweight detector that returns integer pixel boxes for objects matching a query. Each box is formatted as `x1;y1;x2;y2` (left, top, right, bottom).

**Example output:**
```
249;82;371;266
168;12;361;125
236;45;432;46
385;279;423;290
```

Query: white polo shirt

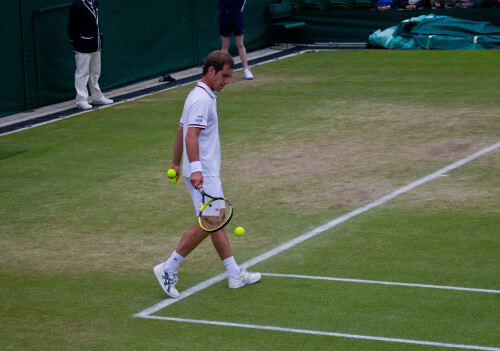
180;82;221;177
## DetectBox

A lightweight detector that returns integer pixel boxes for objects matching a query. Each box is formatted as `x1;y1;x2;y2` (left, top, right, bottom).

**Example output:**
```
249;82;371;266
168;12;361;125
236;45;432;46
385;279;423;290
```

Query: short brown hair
202;50;235;76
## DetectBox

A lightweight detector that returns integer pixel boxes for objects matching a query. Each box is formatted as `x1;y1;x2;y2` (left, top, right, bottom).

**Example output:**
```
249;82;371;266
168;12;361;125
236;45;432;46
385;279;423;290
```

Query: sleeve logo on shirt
193;115;205;126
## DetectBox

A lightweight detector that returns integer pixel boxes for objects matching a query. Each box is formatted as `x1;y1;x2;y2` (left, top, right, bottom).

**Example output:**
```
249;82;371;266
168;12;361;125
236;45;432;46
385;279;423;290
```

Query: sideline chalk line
262;273;500;294
135;140;500;318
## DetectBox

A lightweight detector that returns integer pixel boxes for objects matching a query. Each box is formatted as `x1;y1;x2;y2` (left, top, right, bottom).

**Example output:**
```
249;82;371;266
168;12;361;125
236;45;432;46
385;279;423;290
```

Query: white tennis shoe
154;263;179;298
243;69;254;80
76;101;92;110
228;269;261;288
93;97;113;105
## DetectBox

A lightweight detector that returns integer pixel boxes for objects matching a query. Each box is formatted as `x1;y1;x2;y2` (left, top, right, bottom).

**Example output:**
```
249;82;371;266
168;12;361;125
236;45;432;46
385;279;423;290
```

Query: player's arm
185;126;203;188
169;125;183;181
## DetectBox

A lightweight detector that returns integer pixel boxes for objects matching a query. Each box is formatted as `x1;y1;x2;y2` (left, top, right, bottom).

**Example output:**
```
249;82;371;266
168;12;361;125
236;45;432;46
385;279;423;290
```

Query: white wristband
190;161;202;174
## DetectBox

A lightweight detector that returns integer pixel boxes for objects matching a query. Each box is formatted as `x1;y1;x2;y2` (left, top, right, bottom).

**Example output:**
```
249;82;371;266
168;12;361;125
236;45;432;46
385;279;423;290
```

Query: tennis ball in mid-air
167;169;177;179
235;227;245;237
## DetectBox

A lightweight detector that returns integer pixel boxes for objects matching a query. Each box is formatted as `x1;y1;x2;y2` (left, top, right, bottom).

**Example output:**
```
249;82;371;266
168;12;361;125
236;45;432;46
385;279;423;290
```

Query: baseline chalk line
139;315;500;351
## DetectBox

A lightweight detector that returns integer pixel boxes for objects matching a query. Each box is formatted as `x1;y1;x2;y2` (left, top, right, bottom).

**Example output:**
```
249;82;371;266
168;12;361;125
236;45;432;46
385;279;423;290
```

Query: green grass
0;50;499;350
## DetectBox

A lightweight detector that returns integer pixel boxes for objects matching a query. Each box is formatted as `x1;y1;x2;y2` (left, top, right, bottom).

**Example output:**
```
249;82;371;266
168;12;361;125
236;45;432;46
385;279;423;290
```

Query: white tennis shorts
185;176;224;216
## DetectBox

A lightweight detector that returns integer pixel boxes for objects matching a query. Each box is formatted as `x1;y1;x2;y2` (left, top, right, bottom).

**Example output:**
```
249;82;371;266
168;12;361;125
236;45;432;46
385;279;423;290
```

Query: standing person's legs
234;34;248;70
221;34;253;79
219;10;232;52
232;13;253;79
221;36;231;53
88;51;103;100
89;51;113;104
219;11;253;80
74;52;92;108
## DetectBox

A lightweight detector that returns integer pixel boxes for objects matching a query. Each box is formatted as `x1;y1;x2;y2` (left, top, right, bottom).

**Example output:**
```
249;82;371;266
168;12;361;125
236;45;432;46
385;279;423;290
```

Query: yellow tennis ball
167;169;176;179
235;227;245;237
170;177;179;184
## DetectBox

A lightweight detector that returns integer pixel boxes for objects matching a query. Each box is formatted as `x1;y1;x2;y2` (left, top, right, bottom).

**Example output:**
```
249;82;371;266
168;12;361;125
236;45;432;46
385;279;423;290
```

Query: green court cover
368;14;500;49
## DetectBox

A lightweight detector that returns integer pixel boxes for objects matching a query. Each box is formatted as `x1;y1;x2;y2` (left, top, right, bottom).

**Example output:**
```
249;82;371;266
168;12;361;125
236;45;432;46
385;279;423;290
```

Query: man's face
209;64;233;92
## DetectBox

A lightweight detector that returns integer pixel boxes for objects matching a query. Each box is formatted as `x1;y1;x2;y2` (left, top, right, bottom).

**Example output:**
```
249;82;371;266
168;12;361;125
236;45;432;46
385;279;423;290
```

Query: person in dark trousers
67;0;113;109
218;0;254;80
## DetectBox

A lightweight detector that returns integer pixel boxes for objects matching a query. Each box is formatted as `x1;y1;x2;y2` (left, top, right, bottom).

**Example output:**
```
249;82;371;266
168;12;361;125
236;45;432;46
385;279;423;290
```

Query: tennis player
154;51;261;298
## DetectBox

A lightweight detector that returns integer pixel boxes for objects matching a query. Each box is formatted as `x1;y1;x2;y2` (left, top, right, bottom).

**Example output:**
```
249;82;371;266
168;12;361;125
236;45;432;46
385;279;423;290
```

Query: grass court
1;50;499;350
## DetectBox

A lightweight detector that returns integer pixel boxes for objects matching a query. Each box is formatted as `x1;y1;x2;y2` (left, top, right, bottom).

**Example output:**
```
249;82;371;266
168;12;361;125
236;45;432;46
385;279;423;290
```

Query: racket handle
198;187;205;195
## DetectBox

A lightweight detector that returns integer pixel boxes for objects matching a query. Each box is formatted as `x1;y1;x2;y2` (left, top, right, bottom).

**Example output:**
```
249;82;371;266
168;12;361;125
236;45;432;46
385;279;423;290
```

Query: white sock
223;256;242;277
163;250;185;273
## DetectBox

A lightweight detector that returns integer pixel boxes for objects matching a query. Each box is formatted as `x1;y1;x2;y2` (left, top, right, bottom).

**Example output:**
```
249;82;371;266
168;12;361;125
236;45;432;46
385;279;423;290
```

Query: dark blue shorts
218;11;245;37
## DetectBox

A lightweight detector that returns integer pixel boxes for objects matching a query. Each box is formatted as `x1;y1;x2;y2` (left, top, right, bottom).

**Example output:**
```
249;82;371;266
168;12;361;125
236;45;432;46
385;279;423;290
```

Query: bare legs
175;225;233;260
221;35;248;70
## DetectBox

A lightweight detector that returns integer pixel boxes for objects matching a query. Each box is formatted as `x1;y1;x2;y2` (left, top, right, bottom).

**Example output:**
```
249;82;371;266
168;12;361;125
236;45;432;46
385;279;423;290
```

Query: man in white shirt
154;51;261;298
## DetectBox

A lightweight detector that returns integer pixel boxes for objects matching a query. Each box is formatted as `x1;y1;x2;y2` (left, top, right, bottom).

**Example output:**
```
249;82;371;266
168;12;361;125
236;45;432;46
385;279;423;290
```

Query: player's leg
155;178;210;298
176;225;210;257
210;226;261;288
155;225;210;298
195;177;260;286
210;228;242;277
210;228;233;260
202;178;260;287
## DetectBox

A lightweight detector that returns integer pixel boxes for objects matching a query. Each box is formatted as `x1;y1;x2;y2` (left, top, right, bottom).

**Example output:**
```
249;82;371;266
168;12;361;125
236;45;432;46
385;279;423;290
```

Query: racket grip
198;187;205;195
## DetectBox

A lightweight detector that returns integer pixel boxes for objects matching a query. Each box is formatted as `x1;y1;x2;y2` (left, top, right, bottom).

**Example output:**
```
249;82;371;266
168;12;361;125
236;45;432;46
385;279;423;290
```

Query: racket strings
199;200;232;231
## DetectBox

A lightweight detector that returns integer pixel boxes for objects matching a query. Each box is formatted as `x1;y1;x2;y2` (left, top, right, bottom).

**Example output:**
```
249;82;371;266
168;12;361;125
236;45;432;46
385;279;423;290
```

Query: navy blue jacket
67;0;102;53
217;0;246;15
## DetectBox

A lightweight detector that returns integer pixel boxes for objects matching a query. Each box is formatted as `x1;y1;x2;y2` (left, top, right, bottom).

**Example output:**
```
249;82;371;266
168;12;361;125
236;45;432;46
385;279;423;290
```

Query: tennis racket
198;187;233;232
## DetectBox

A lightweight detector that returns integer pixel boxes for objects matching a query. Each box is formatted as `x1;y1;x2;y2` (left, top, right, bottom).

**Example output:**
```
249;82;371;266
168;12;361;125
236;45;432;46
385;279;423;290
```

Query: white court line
135;140;500;319
262;273;500;294
141;316;500;351
134;141;500;350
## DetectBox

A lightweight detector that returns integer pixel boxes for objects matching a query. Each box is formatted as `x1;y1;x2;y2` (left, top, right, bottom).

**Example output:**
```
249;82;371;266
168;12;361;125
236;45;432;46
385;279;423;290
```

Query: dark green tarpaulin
289;8;500;44
368;14;500;49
